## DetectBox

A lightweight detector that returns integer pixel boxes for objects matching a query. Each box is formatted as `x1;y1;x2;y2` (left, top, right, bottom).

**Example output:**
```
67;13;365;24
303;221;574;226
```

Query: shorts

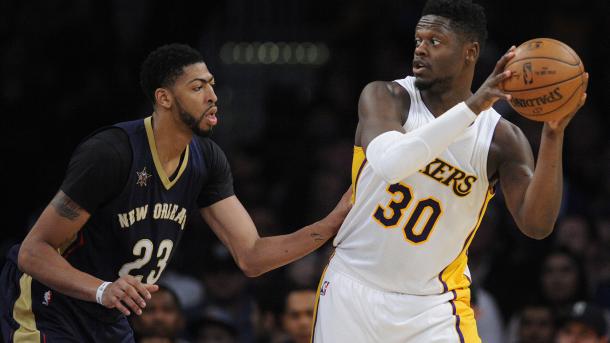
312;262;481;343
0;245;134;343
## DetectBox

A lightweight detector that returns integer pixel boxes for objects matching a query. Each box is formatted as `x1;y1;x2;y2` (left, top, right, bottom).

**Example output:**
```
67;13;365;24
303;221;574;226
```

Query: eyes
414;37;441;47
193;79;216;92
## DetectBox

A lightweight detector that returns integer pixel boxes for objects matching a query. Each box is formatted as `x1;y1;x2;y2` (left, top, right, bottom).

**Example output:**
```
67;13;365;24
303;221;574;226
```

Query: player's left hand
545;73;589;132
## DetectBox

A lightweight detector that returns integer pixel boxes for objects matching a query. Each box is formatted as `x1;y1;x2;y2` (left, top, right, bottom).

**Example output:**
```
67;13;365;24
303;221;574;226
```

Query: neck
420;72;474;117
151;110;192;163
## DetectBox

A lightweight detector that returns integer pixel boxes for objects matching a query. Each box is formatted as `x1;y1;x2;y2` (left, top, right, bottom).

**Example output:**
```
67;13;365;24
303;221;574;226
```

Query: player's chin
414;77;433;90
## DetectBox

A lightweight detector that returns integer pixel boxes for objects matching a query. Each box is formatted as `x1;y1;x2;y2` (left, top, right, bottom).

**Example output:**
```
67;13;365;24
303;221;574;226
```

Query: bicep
200;196;259;254
24;191;91;249
358;82;408;151
497;124;535;218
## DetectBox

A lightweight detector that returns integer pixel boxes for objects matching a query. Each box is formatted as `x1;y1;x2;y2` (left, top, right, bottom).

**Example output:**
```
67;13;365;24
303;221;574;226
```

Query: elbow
519;222;555;240
238;260;264;278
17;243;36;274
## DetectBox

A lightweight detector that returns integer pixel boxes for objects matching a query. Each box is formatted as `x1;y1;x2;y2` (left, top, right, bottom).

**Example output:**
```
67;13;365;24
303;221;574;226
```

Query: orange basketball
502;38;586;122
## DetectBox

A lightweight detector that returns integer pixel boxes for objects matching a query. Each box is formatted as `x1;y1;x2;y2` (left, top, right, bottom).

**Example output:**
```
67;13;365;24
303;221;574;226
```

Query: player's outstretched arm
200;189;352;277
496;82;587;239
18;191;157;316
362;47;516;184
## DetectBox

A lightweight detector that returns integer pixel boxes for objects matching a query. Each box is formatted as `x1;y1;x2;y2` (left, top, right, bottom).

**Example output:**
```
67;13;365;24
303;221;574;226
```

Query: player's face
282;290;316;343
172;62;218;137
413;15;469;91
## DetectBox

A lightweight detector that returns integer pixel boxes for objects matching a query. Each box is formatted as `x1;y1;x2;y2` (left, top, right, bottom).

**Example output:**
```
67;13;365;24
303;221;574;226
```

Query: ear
154;88;173;109
465;41;480;65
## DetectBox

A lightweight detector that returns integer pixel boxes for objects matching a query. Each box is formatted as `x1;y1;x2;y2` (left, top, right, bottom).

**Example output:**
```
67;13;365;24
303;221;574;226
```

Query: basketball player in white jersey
312;0;589;342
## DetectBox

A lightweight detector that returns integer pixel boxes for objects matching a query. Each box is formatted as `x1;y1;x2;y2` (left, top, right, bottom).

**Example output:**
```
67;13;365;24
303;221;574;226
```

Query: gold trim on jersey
452;288;481;343
310;255;333;343
351;146;367;204
438;189;493;343
439;188;494;291
144;117;190;190
12;274;41;342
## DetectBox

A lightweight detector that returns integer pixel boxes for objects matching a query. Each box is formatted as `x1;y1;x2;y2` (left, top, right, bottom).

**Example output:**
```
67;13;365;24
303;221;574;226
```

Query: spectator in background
130;284;188;343
554;215;592;259
281;287;317;343
592;216;610;309
540;248;589;317
512;302;555;343
556;302;608;343
200;243;256;342
191;307;238;343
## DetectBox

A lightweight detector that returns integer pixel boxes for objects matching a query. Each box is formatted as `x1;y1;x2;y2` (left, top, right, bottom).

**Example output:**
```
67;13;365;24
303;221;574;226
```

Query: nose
414;41;428;57
208;86;218;104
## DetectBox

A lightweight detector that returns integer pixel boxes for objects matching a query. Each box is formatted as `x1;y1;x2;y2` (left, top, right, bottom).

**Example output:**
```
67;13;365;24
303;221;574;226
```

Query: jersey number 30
118;239;174;284
373;183;442;244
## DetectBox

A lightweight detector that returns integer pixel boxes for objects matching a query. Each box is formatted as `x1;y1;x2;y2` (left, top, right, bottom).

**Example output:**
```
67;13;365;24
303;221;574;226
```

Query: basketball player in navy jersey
312;0;588;342
0;44;352;342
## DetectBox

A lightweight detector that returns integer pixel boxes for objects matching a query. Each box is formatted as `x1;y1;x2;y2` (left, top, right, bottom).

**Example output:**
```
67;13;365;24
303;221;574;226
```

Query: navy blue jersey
0;116;234;339
62;117;233;320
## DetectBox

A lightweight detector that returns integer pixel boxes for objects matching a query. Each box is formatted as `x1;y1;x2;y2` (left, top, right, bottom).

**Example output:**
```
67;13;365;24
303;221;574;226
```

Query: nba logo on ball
502;38;587;122
320;281;330;296
523;63;534;85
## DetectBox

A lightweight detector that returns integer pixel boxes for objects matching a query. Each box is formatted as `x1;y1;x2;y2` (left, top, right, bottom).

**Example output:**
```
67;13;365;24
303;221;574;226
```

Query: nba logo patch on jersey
42;290;52;306
320;281;330;296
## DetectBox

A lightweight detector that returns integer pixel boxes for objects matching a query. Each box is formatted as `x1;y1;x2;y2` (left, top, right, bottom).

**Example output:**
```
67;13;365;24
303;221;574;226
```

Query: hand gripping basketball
99;275;159;316
465;46;516;114
502;38;588;122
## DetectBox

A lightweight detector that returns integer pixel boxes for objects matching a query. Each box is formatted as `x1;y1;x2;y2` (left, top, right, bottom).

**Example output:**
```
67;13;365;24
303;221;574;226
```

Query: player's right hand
101;275;159;316
465;46;516;114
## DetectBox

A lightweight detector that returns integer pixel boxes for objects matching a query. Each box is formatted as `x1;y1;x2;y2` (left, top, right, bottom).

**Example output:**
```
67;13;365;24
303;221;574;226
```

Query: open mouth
203;106;218;126
412;60;430;75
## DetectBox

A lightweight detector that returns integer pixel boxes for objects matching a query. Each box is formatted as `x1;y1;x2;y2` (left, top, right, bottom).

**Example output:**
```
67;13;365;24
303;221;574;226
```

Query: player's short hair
140;43;204;104
422;0;488;50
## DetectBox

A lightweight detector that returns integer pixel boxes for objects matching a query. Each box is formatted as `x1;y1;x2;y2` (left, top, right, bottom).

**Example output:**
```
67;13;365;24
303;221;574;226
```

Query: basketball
502;38;586;122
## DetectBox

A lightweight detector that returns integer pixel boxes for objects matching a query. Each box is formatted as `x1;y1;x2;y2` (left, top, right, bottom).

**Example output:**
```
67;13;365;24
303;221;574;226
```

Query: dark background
1;0;609;341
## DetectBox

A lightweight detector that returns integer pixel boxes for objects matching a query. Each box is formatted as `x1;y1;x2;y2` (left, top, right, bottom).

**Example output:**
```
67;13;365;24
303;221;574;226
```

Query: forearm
519;128;564;238
18;240;103;302
240;219;338;277
366;102;477;184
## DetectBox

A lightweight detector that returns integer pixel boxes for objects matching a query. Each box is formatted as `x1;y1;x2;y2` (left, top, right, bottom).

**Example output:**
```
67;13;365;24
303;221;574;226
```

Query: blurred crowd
1;0;609;342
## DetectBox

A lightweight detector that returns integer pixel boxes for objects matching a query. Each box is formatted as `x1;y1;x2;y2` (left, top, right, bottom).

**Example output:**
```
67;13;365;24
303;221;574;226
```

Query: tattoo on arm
310;233;325;242
51;192;82;220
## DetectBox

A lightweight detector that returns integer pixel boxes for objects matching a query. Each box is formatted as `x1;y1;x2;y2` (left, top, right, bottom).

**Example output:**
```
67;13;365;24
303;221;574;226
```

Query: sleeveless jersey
332;76;500;295
62;117;217;320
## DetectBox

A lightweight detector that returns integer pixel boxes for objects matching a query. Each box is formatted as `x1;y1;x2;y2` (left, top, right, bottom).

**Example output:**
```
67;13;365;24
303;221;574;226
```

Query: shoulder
191;136;230;169
77;127;131;160
191;136;226;155
359;81;410;106
492;118;528;148
357;80;410;122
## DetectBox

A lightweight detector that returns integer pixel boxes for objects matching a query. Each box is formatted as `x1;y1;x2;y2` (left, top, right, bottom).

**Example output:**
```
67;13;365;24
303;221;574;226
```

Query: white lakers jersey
332;76;500;295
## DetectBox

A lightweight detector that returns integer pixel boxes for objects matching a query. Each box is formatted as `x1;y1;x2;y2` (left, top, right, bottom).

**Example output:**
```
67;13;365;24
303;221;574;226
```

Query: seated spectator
513;302;555;343
556;302;608;343
130;284;188;343
281;287;317;343
191;307;238;343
